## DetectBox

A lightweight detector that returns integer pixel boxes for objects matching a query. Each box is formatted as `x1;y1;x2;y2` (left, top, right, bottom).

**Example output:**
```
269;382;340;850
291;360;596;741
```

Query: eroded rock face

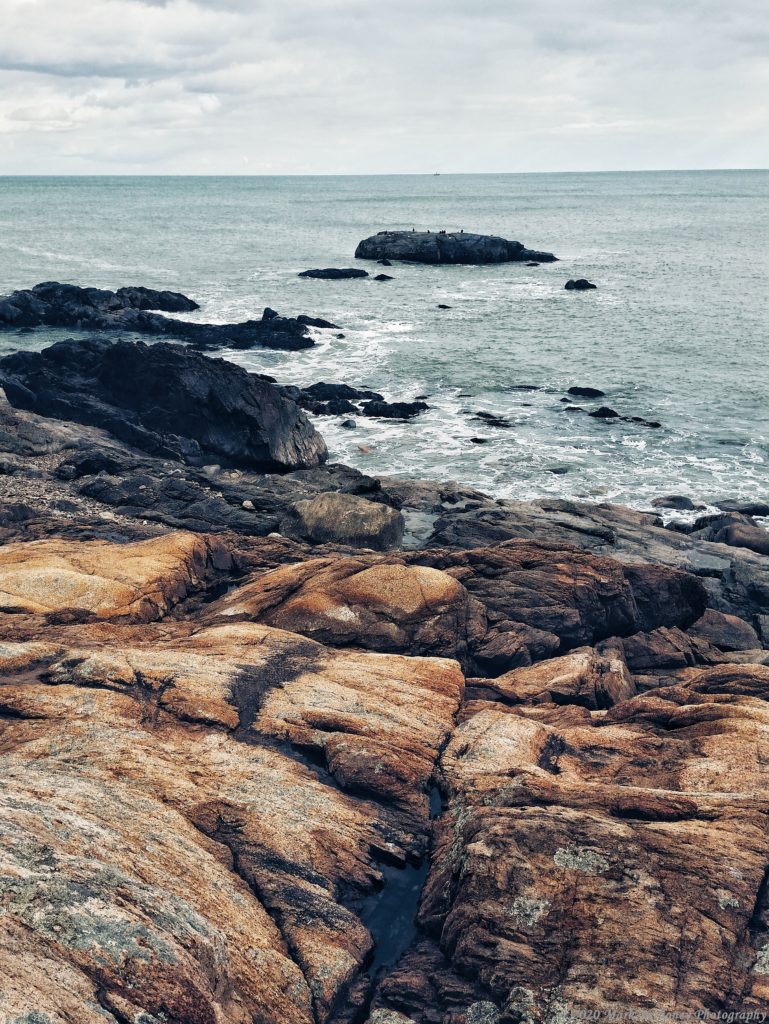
478;644;635;709
410;541;706;673
384;667;769;1022
354;232;557;265
0;338;328;471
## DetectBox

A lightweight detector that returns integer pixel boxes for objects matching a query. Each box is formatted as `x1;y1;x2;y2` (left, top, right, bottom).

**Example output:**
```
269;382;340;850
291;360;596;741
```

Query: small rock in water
470;437;489;444
568;385;605;398
526;261;540;267
565;279;597;290
340;418;357;429
361;399;428;420
589;406;620;419
336;333;346;338
374;274;394;281
437;303;452;309
548;465;571;475
377;258;393;266
298;268;369;279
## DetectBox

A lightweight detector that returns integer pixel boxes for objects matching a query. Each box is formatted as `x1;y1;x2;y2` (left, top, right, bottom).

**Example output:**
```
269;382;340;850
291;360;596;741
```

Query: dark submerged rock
589;407;620;419
565;278;597;290
355;230;557;265
0;338;327;472
296;314;339;329
373;274;394;281
298;268;369;280
714;500;769;517
568;385;605;398
361;400;429;420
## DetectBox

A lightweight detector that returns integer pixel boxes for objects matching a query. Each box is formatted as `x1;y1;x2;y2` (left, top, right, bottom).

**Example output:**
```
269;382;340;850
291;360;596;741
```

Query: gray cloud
0;0;766;173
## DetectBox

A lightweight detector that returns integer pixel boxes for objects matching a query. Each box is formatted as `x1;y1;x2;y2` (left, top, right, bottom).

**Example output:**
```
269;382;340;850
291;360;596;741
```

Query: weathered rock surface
382;665;769;1022
409;541;706;673
478;644;635;709
355;231;557;265
208;556;483;663
0;338;328;471
0;532;230;621
0;594;463;1023
0;281;316;350
426;497;769;625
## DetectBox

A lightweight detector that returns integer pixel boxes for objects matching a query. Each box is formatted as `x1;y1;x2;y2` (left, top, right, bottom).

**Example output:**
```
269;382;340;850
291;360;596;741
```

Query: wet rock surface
0;361;768;1023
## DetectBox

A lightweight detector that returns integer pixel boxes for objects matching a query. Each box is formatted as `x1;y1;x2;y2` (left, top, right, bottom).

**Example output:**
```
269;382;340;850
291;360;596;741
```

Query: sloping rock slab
0;619;463;1022
0;532;230;621
0;338;327;470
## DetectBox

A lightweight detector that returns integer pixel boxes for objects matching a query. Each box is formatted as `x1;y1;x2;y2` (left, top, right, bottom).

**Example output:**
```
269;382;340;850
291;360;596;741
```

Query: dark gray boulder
565;279;597;290
280;491;405;550
354;231;557;265
0;338;328;471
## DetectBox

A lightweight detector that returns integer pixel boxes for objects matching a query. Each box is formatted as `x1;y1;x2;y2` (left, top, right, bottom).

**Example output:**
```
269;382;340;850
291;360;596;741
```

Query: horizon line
0;167;768;178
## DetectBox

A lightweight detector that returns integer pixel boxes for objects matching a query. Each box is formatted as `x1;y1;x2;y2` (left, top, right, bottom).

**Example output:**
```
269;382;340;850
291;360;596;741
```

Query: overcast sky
1;0;767;174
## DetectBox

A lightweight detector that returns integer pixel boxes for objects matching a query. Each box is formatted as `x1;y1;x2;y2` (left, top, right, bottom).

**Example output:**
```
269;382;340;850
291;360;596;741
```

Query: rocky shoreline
1;321;769;1024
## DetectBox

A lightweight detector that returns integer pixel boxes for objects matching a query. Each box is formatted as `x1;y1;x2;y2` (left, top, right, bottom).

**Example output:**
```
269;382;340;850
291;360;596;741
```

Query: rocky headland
0;282;324;351
1;327;768;1024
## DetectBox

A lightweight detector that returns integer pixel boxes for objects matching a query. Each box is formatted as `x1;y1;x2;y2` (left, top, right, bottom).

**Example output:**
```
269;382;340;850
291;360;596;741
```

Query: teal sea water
0;171;767;510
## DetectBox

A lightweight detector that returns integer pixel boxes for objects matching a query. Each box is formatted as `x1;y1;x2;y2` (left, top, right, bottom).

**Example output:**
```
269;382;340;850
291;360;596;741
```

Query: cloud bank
0;0;767;173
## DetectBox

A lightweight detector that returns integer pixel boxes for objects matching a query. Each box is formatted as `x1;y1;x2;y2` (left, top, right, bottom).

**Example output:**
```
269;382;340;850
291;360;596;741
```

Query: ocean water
0;171;767;510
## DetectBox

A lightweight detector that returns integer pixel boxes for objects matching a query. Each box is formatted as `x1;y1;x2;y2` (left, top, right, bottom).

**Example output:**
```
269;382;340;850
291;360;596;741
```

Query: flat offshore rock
354;230;557;264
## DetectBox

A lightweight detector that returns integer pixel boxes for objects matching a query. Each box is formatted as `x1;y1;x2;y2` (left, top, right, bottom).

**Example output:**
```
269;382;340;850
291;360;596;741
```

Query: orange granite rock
0;619;463;1023
397;667;769;1022
0;532;231;621
208;555;483;663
